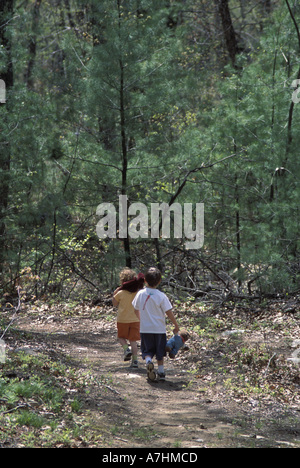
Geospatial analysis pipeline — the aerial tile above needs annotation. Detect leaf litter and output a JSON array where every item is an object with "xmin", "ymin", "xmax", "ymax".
[{"xmin": 0, "ymin": 296, "xmax": 299, "ymax": 448}]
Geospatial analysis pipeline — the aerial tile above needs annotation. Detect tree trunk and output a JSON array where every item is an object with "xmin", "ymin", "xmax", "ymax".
[
  {"xmin": 118, "ymin": 0, "xmax": 131, "ymax": 268},
  {"xmin": 263, "ymin": 0, "xmax": 272, "ymax": 14},
  {"xmin": 215, "ymin": 0, "xmax": 239, "ymax": 68},
  {"xmin": 284, "ymin": 0, "xmax": 300, "ymax": 165},
  {"xmin": 24, "ymin": 0, "xmax": 42, "ymax": 89},
  {"xmin": 235, "ymin": 175, "xmax": 242, "ymax": 288},
  {"xmin": 0, "ymin": 0, "xmax": 14, "ymax": 276}
]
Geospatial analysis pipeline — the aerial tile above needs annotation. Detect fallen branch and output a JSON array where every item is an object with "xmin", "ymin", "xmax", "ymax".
[
  {"xmin": 102, "ymin": 384, "xmax": 121, "ymax": 396},
  {"xmin": 167, "ymin": 280, "xmax": 222, "ymax": 301},
  {"xmin": 264, "ymin": 353, "xmax": 277, "ymax": 376},
  {"xmin": 1, "ymin": 286, "xmax": 22, "ymax": 340},
  {"xmin": 56, "ymin": 247, "xmax": 102, "ymax": 293},
  {"xmin": 0, "ymin": 404, "xmax": 28, "ymax": 415}
]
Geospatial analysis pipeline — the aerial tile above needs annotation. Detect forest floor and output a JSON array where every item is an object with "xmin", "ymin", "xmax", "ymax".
[{"xmin": 0, "ymin": 297, "xmax": 300, "ymax": 448}]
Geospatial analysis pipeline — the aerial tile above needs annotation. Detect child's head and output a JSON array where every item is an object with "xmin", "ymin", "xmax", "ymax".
[
  {"xmin": 119, "ymin": 268, "xmax": 136, "ymax": 285},
  {"xmin": 145, "ymin": 267, "xmax": 161, "ymax": 288}
]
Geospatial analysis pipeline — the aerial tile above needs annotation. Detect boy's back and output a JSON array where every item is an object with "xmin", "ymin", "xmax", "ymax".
[
  {"xmin": 133, "ymin": 287, "xmax": 172, "ymax": 334},
  {"xmin": 132, "ymin": 267, "xmax": 179, "ymax": 382}
]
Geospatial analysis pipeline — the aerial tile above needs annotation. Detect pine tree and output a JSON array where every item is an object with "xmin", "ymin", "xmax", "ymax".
[
  {"xmin": 77, "ymin": 0, "xmax": 200, "ymax": 268},
  {"xmin": 200, "ymin": 2, "xmax": 300, "ymax": 294}
]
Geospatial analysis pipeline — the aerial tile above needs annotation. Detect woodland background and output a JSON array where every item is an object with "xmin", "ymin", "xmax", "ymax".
[{"xmin": 1, "ymin": 0, "xmax": 300, "ymax": 303}]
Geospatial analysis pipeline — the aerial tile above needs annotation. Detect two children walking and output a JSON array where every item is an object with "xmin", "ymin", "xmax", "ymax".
[{"xmin": 113, "ymin": 266, "xmax": 187, "ymax": 382}]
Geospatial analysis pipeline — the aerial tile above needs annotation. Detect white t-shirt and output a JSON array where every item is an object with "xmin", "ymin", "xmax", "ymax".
[{"xmin": 132, "ymin": 288, "xmax": 172, "ymax": 334}]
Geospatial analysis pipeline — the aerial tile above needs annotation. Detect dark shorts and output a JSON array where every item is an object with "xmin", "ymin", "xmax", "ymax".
[{"xmin": 140, "ymin": 333, "xmax": 167, "ymax": 361}]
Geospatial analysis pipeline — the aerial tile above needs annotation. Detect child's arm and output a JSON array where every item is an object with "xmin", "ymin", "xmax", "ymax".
[
  {"xmin": 166, "ymin": 309, "xmax": 179, "ymax": 334},
  {"xmin": 134, "ymin": 308, "xmax": 140, "ymax": 321},
  {"xmin": 112, "ymin": 296, "xmax": 118, "ymax": 307},
  {"xmin": 112, "ymin": 287, "xmax": 121, "ymax": 307}
]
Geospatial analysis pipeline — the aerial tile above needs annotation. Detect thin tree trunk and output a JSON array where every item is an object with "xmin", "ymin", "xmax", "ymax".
[
  {"xmin": 235, "ymin": 175, "xmax": 242, "ymax": 288},
  {"xmin": 285, "ymin": 0, "xmax": 300, "ymax": 165},
  {"xmin": 118, "ymin": 0, "xmax": 131, "ymax": 268},
  {"xmin": 0, "ymin": 0, "xmax": 14, "ymax": 276},
  {"xmin": 24, "ymin": 0, "xmax": 42, "ymax": 89}
]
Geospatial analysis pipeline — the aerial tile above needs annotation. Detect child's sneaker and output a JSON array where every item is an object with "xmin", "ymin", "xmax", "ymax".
[
  {"xmin": 157, "ymin": 372, "xmax": 166, "ymax": 382},
  {"xmin": 123, "ymin": 347, "xmax": 132, "ymax": 361},
  {"xmin": 130, "ymin": 360, "xmax": 139, "ymax": 368},
  {"xmin": 146, "ymin": 362, "xmax": 156, "ymax": 381}
]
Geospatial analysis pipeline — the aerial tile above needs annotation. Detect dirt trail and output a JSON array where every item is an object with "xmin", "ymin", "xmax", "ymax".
[
  {"xmin": 16, "ymin": 313, "xmax": 240, "ymax": 448},
  {"xmin": 15, "ymin": 306, "xmax": 300, "ymax": 449}
]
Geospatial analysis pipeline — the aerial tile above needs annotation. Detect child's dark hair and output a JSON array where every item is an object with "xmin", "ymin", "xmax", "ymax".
[{"xmin": 145, "ymin": 267, "xmax": 161, "ymax": 287}]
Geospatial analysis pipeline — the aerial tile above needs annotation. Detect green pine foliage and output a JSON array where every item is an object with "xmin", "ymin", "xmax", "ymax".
[{"xmin": 0, "ymin": 0, "xmax": 299, "ymax": 299}]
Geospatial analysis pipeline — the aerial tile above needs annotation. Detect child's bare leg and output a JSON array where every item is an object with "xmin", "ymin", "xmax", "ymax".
[
  {"xmin": 119, "ymin": 338, "xmax": 132, "ymax": 361},
  {"xmin": 130, "ymin": 341, "xmax": 138, "ymax": 357},
  {"xmin": 119, "ymin": 337, "xmax": 128, "ymax": 348}
]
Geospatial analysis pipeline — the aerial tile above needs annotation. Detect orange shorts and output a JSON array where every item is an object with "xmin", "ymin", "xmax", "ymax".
[{"xmin": 117, "ymin": 322, "xmax": 140, "ymax": 342}]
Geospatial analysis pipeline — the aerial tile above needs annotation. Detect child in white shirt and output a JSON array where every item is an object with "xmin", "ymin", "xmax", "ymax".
[{"xmin": 132, "ymin": 267, "xmax": 179, "ymax": 381}]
